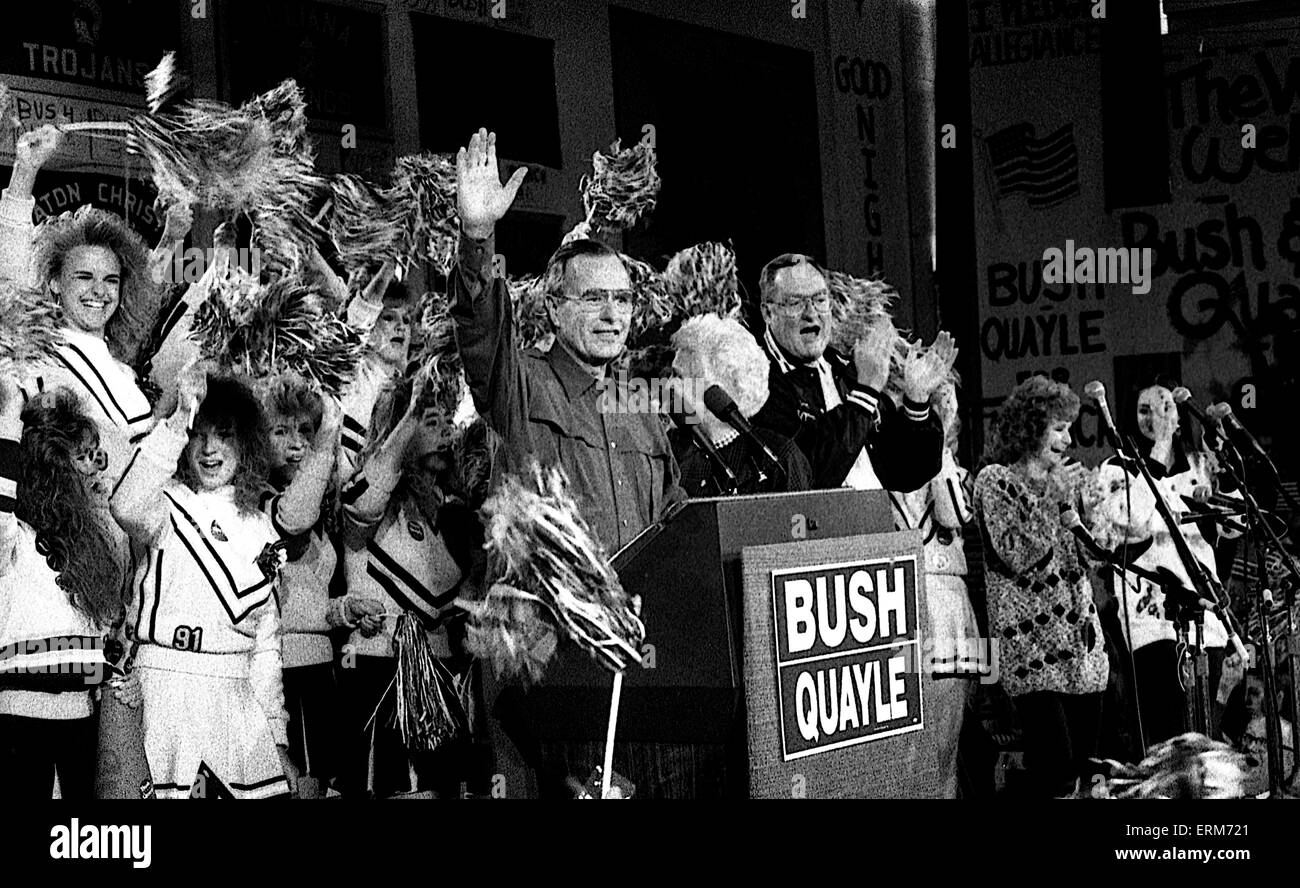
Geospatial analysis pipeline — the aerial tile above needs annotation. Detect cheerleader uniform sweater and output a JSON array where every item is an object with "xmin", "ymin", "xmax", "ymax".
[
  {"xmin": 973, "ymin": 463, "xmax": 1109, "ymax": 697},
  {"xmin": 0, "ymin": 418, "xmax": 108, "ymax": 720},
  {"xmin": 339, "ymin": 468, "xmax": 479, "ymax": 659},
  {"xmin": 111, "ymin": 419, "xmax": 288, "ymax": 746}
]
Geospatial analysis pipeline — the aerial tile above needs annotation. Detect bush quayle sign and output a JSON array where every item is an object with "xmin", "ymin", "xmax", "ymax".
[{"xmin": 772, "ymin": 555, "xmax": 922, "ymax": 760}]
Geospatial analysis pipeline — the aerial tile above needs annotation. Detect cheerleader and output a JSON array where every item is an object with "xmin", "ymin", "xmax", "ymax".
[
  {"xmin": 0, "ymin": 126, "xmax": 178, "ymax": 488},
  {"xmin": 336, "ymin": 376, "xmax": 485, "ymax": 798},
  {"xmin": 888, "ymin": 380, "xmax": 980, "ymax": 797},
  {"xmin": 973, "ymin": 376, "xmax": 1109, "ymax": 797},
  {"xmin": 262, "ymin": 373, "xmax": 382, "ymax": 796},
  {"xmin": 110, "ymin": 365, "xmax": 295, "ymax": 799},
  {"xmin": 336, "ymin": 262, "xmax": 411, "ymax": 481},
  {"xmin": 0, "ymin": 376, "xmax": 126, "ymax": 799}
]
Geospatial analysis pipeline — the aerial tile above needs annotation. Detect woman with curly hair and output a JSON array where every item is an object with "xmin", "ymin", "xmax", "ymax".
[
  {"xmin": 336, "ymin": 372, "xmax": 487, "ymax": 797},
  {"xmin": 0, "ymin": 376, "xmax": 127, "ymax": 799},
  {"xmin": 973, "ymin": 375, "xmax": 1109, "ymax": 796},
  {"xmin": 261, "ymin": 372, "xmax": 374, "ymax": 796},
  {"xmin": 110, "ymin": 365, "xmax": 297, "ymax": 798},
  {"xmin": 0, "ymin": 126, "xmax": 173, "ymax": 491}
]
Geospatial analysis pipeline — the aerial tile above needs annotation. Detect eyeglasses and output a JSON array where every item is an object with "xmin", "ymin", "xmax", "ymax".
[
  {"xmin": 74, "ymin": 446, "xmax": 108, "ymax": 475},
  {"xmin": 767, "ymin": 293, "xmax": 832, "ymax": 316},
  {"xmin": 563, "ymin": 288, "xmax": 636, "ymax": 312}
]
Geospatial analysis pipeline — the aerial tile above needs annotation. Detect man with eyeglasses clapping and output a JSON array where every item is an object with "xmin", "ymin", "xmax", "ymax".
[{"xmin": 751, "ymin": 253, "xmax": 948, "ymax": 492}]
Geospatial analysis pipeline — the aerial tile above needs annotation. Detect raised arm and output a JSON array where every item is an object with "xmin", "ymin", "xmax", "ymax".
[
  {"xmin": 270, "ymin": 396, "xmax": 342, "ymax": 538},
  {"xmin": 110, "ymin": 363, "xmax": 204, "ymax": 546},
  {"xmin": 448, "ymin": 128, "xmax": 530, "ymax": 443},
  {"xmin": 339, "ymin": 386, "xmax": 440, "ymax": 528},
  {"xmin": 0, "ymin": 125, "xmax": 63, "ymax": 285}
]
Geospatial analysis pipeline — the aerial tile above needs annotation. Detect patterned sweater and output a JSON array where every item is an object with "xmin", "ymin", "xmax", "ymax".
[{"xmin": 972, "ymin": 463, "xmax": 1108, "ymax": 697}]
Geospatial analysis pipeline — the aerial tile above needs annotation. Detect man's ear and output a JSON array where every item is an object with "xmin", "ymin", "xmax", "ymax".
[
  {"xmin": 758, "ymin": 301, "xmax": 772, "ymax": 327},
  {"xmin": 546, "ymin": 298, "xmax": 560, "ymax": 328},
  {"xmin": 49, "ymin": 278, "xmax": 61, "ymax": 296}
]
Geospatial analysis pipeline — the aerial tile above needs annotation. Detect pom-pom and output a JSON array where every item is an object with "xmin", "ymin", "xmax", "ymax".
[
  {"xmin": 661, "ymin": 241, "xmax": 741, "ymax": 321},
  {"xmin": 391, "ymin": 152, "xmax": 459, "ymax": 274},
  {"xmin": 190, "ymin": 271, "xmax": 365, "ymax": 395},
  {"xmin": 464, "ymin": 583, "xmax": 558, "ymax": 684},
  {"xmin": 465, "ymin": 463, "xmax": 644, "ymax": 680},
  {"xmin": 128, "ymin": 65, "xmax": 324, "ymax": 266},
  {"xmin": 1082, "ymin": 733, "xmax": 1247, "ymax": 799},
  {"xmin": 327, "ymin": 152, "xmax": 459, "ymax": 280},
  {"xmin": 827, "ymin": 269, "xmax": 896, "ymax": 354},
  {"xmin": 507, "ymin": 274, "xmax": 551, "ymax": 352},
  {"xmin": 144, "ymin": 51, "xmax": 187, "ymax": 114},
  {"xmin": 392, "ymin": 612, "xmax": 470, "ymax": 752},
  {"xmin": 579, "ymin": 138, "xmax": 660, "ymax": 234},
  {"xmin": 0, "ymin": 280, "xmax": 63, "ymax": 371}
]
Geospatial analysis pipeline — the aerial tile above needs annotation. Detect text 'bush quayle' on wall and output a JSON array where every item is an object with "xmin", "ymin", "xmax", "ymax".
[{"xmin": 771, "ymin": 557, "xmax": 923, "ymax": 761}]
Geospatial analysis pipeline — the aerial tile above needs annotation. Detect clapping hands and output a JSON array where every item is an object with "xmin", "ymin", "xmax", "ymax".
[{"xmin": 902, "ymin": 331, "xmax": 958, "ymax": 404}]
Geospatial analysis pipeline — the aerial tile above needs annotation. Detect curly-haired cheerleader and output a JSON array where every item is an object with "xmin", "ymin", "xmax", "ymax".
[
  {"xmin": 262, "ymin": 372, "xmax": 378, "ymax": 796},
  {"xmin": 0, "ymin": 376, "xmax": 126, "ymax": 799},
  {"xmin": 110, "ymin": 365, "xmax": 296, "ymax": 798},
  {"xmin": 0, "ymin": 127, "xmax": 164, "ymax": 487},
  {"xmin": 337, "ymin": 376, "xmax": 486, "ymax": 797}
]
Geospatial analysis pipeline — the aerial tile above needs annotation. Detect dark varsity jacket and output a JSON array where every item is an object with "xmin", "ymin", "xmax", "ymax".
[{"xmin": 750, "ymin": 327, "xmax": 944, "ymax": 492}]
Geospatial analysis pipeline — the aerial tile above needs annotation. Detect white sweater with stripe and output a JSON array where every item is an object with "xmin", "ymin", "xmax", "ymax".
[
  {"xmin": 339, "ymin": 467, "xmax": 465, "ymax": 659},
  {"xmin": 0, "ymin": 417, "xmax": 108, "ymax": 720},
  {"xmin": 111, "ymin": 419, "xmax": 289, "ymax": 746}
]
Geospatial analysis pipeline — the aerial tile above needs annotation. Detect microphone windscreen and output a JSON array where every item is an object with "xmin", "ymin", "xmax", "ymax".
[
  {"xmin": 1191, "ymin": 485, "xmax": 1211, "ymax": 503},
  {"xmin": 1171, "ymin": 386, "xmax": 1192, "ymax": 404},
  {"xmin": 1206, "ymin": 402, "xmax": 1233, "ymax": 422},
  {"xmin": 1083, "ymin": 380, "xmax": 1106, "ymax": 401},
  {"xmin": 1060, "ymin": 508, "xmax": 1081, "ymax": 528},
  {"xmin": 702, "ymin": 385, "xmax": 738, "ymax": 417}
]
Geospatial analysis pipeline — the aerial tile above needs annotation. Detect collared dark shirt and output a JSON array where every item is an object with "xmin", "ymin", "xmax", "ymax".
[{"xmin": 450, "ymin": 234, "xmax": 686, "ymax": 552}]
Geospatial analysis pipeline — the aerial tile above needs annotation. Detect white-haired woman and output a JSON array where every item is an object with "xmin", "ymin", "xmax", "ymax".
[{"xmin": 668, "ymin": 314, "xmax": 810, "ymax": 496}]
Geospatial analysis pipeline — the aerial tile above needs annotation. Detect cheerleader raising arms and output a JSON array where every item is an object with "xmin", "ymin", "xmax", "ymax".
[
  {"xmin": 335, "ymin": 375, "xmax": 483, "ymax": 798},
  {"xmin": 3, "ymin": 126, "xmax": 164, "ymax": 494},
  {"xmin": 110, "ymin": 363, "xmax": 297, "ymax": 798},
  {"xmin": 0, "ymin": 373, "xmax": 127, "ymax": 799}
]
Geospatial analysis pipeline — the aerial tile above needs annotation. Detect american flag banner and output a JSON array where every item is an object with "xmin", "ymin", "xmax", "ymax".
[{"xmin": 984, "ymin": 122, "xmax": 1081, "ymax": 209}]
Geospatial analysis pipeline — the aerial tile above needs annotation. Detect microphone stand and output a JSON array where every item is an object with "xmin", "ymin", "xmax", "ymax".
[
  {"xmin": 1121, "ymin": 434, "xmax": 1248, "ymax": 736},
  {"xmin": 1210, "ymin": 436, "xmax": 1298, "ymax": 796}
]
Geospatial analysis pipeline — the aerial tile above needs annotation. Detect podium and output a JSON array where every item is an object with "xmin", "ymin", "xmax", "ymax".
[{"xmin": 509, "ymin": 489, "xmax": 919, "ymax": 796}]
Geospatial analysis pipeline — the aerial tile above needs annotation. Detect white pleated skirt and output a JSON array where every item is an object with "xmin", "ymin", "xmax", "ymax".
[{"xmin": 137, "ymin": 648, "xmax": 288, "ymax": 800}]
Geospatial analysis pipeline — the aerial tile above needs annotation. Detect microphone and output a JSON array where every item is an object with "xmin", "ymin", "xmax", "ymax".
[
  {"xmin": 1208, "ymin": 403, "xmax": 1270, "ymax": 463},
  {"xmin": 1060, "ymin": 509, "xmax": 1112, "ymax": 562},
  {"xmin": 702, "ymin": 385, "xmax": 784, "ymax": 474},
  {"xmin": 1084, "ymin": 381, "xmax": 1128, "ymax": 457},
  {"xmin": 670, "ymin": 409, "xmax": 739, "ymax": 493},
  {"xmin": 1171, "ymin": 386, "xmax": 1216, "ymax": 430},
  {"xmin": 1184, "ymin": 487, "xmax": 1251, "ymax": 513}
]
